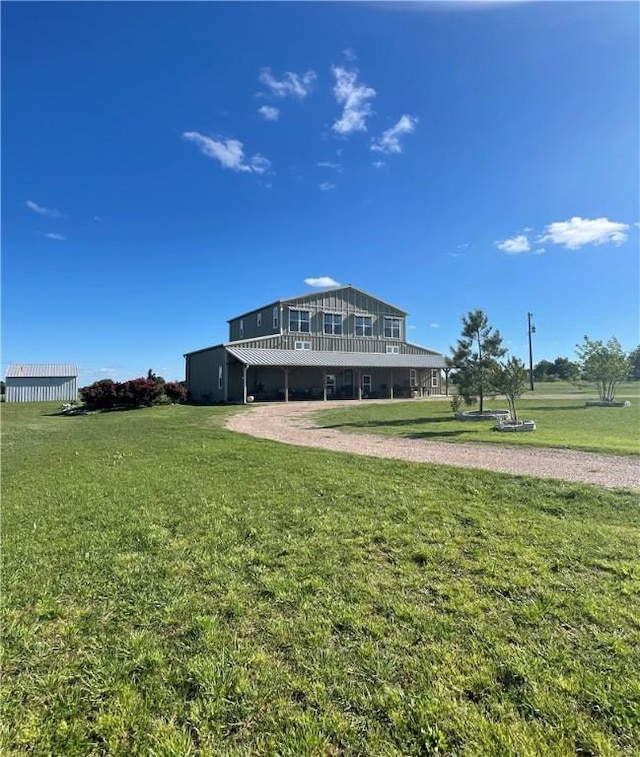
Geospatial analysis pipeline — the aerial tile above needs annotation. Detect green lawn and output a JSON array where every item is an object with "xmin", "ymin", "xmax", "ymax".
[
  {"xmin": 519, "ymin": 381, "xmax": 640, "ymax": 397},
  {"xmin": 316, "ymin": 398, "xmax": 640, "ymax": 455},
  {"xmin": 2, "ymin": 402, "xmax": 639, "ymax": 756}
]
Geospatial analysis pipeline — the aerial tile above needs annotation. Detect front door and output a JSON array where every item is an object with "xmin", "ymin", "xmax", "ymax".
[
  {"xmin": 362, "ymin": 374, "xmax": 372, "ymax": 398},
  {"xmin": 343, "ymin": 369, "xmax": 353, "ymax": 398}
]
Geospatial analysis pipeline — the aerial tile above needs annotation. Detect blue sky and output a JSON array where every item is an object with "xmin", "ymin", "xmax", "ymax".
[{"xmin": 2, "ymin": 0, "xmax": 638, "ymax": 385}]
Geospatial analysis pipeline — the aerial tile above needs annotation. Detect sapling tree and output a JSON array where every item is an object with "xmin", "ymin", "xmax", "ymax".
[
  {"xmin": 576, "ymin": 336, "xmax": 629, "ymax": 402},
  {"xmin": 492, "ymin": 356, "xmax": 528, "ymax": 422},
  {"xmin": 450, "ymin": 309, "xmax": 506, "ymax": 413}
]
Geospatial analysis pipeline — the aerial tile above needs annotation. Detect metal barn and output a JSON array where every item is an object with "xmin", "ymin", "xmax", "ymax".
[{"xmin": 5, "ymin": 364, "xmax": 78, "ymax": 403}]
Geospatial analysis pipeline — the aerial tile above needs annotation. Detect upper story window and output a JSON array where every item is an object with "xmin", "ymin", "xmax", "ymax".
[
  {"xmin": 257, "ymin": 312, "xmax": 262, "ymax": 327},
  {"xmin": 386, "ymin": 345, "xmax": 400, "ymax": 354},
  {"xmin": 384, "ymin": 317, "xmax": 401, "ymax": 339},
  {"xmin": 273, "ymin": 306, "xmax": 279, "ymax": 329},
  {"xmin": 323, "ymin": 313, "xmax": 343, "ymax": 336},
  {"xmin": 239, "ymin": 318, "xmax": 244, "ymax": 338},
  {"xmin": 289, "ymin": 309, "xmax": 310, "ymax": 333},
  {"xmin": 355, "ymin": 315, "xmax": 372, "ymax": 337},
  {"xmin": 294, "ymin": 341, "xmax": 311, "ymax": 350}
]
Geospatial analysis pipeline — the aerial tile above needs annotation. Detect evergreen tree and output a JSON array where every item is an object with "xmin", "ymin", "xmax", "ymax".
[{"xmin": 450, "ymin": 309, "xmax": 506, "ymax": 413}]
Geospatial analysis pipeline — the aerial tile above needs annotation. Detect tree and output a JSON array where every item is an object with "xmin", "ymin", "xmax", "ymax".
[
  {"xmin": 550, "ymin": 357, "xmax": 579, "ymax": 381},
  {"xmin": 576, "ymin": 336, "xmax": 629, "ymax": 402},
  {"xmin": 450, "ymin": 309, "xmax": 506, "ymax": 413},
  {"xmin": 492, "ymin": 356, "xmax": 528, "ymax": 422},
  {"xmin": 533, "ymin": 359, "xmax": 554, "ymax": 382},
  {"xmin": 628, "ymin": 345, "xmax": 640, "ymax": 381}
]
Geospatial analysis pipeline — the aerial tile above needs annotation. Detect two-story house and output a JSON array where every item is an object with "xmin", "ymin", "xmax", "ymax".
[{"xmin": 185, "ymin": 285, "xmax": 447, "ymax": 403}]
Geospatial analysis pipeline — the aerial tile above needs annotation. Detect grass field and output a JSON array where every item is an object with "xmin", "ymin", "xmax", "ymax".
[
  {"xmin": 316, "ymin": 398, "xmax": 640, "ymax": 456},
  {"xmin": 2, "ymin": 402, "xmax": 640, "ymax": 756},
  {"xmin": 522, "ymin": 381, "xmax": 640, "ymax": 397}
]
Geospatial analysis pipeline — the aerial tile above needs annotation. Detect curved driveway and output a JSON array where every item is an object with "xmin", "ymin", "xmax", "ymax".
[{"xmin": 226, "ymin": 400, "xmax": 640, "ymax": 491}]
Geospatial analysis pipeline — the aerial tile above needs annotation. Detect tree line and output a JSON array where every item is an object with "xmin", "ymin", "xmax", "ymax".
[{"xmin": 449, "ymin": 310, "xmax": 637, "ymax": 408}]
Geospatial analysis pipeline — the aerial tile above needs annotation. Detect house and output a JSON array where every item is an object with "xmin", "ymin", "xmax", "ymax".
[
  {"xmin": 5, "ymin": 364, "xmax": 78, "ymax": 403},
  {"xmin": 184, "ymin": 286, "xmax": 447, "ymax": 404}
]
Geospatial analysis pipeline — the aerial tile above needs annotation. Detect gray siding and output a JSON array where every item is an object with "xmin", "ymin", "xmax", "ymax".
[
  {"xmin": 228, "ymin": 305, "xmax": 281, "ymax": 341},
  {"xmin": 231, "ymin": 334, "xmax": 438, "ymax": 355},
  {"xmin": 6, "ymin": 377, "xmax": 78, "ymax": 403},
  {"xmin": 186, "ymin": 346, "xmax": 227, "ymax": 403},
  {"xmin": 283, "ymin": 290, "xmax": 406, "ymax": 342}
]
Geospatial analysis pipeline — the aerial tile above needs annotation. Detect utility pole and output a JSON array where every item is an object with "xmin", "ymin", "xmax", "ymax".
[{"xmin": 527, "ymin": 312, "xmax": 536, "ymax": 391}]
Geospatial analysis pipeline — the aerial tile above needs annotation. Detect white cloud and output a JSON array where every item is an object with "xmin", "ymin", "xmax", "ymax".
[
  {"xmin": 446, "ymin": 252, "xmax": 463, "ymax": 258},
  {"xmin": 258, "ymin": 105, "xmax": 280, "ymax": 121},
  {"xmin": 532, "ymin": 248, "xmax": 545, "ymax": 255},
  {"xmin": 258, "ymin": 68, "xmax": 316, "ymax": 98},
  {"xmin": 372, "ymin": 161, "xmax": 386, "ymax": 168},
  {"xmin": 183, "ymin": 132, "xmax": 271, "ymax": 175},
  {"xmin": 304, "ymin": 276, "xmax": 340, "ymax": 288},
  {"xmin": 522, "ymin": 226, "xmax": 533, "ymax": 232},
  {"xmin": 319, "ymin": 182, "xmax": 336, "ymax": 192},
  {"xmin": 457, "ymin": 243, "xmax": 469, "ymax": 249},
  {"xmin": 94, "ymin": 216, "xmax": 103, "ymax": 222},
  {"xmin": 331, "ymin": 66, "xmax": 376, "ymax": 135},
  {"xmin": 537, "ymin": 216, "xmax": 629, "ymax": 250},
  {"xmin": 343, "ymin": 48, "xmax": 357, "ymax": 61},
  {"xmin": 371, "ymin": 115, "xmax": 418, "ymax": 154},
  {"xmin": 26, "ymin": 200, "xmax": 62, "ymax": 218},
  {"xmin": 429, "ymin": 322, "xmax": 440, "ymax": 328},
  {"xmin": 44, "ymin": 232, "xmax": 66, "ymax": 241},
  {"xmin": 317, "ymin": 161, "xmax": 342, "ymax": 170},
  {"xmin": 495, "ymin": 234, "xmax": 531, "ymax": 254}
]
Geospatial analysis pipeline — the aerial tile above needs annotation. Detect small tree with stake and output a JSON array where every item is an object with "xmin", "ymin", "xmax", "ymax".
[
  {"xmin": 492, "ymin": 356, "xmax": 529, "ymax": 423},
  {"xmin": 450, "ymin": 309, "xmax": 506, "ymax": 413},
  {"xmin": 576, "ymin": 336, "xmax": 629, "ymax": 403}
]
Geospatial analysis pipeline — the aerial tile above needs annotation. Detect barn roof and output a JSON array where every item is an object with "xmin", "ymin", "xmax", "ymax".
[
  {"xmin": 6, "ymin": 364, "xmax": 78, "ymax": 378},
  {"xmin": 225, "ymin": 348, "xmax": 447, "ymax": 369}
]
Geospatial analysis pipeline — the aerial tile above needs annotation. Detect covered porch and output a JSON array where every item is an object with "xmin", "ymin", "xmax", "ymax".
[{"xmin": 224, "ymin": 347, "xmax": 447, "ymax": 404}]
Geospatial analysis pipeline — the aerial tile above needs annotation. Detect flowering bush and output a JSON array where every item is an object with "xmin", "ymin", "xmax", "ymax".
[{"xmin": 164, "ymin": 381, "xmax": 187, "ymax": 404}]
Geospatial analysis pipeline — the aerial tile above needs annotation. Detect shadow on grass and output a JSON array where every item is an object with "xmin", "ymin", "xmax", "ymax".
[
  {"xmin": 320, "ymin": 416, "xmax": 450, "ymax": 430},
  {"xmin": 45, "ymin": 406, "xmax": 147, "ymax": 417},
  {"xmin": 525, "ymin": 405, "xmax": 585, "ymax": 412},
  {"xmin": 404, "ymin": 430, "xmax": 474, "ymax": 440}
]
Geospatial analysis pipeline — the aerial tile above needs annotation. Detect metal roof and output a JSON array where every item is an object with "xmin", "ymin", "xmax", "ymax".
[
  {"xmin": 226, "ymin": 348, "xmax": 447, "ymax": 369},
  {"xmin": 6, "ymin": 363, "xmax": 78, "ymax": 378}
]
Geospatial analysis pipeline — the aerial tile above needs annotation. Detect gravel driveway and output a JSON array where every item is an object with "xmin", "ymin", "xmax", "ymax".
[{"xmin": 226, "ymin": 400, "xmax": 640, "ymax": 491}]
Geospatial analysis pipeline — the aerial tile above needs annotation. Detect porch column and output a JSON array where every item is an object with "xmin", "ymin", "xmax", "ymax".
[
  {"xmin": 323, "ymin": 371, "xmax": 328, "ymax": 401},
  {"xmin": 389, "ymin": 370, "xmax": 394, "ymax": 399},
  {"xmin": 444, "ymin": 367, "xmax": 450, "ymax": 396},
  {"xmin": 242, "ymin": 364, "xmax": 248, "ymax": 405},
  {"xmin": 357, "ymin": 370, "xmax": 362, "ymax": 400},
  {"xmin": 284, "ymin": 368, "xmax": 289, "ymax": 403}
]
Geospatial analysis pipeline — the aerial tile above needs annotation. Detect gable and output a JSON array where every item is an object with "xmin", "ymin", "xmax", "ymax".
[{"xmin": 282, "ymin": 286, "xmax": 407, "ymax": 316}]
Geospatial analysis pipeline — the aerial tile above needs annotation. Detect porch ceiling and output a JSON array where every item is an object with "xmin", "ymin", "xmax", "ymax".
[{"xmin": 226, "ymin": 347, "xmax": 447, "ymax": 369}]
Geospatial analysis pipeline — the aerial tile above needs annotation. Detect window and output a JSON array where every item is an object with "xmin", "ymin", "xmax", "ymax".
[
  {"xmin": 257, "ymin": 312, "xmax": 262, "ymax": 327},
  {"xmin": 294, "ymin": 341, "xmax": 311, "ymax": 350},
  {"xmin": 273, "ymin": 306, "xmax": 279, "ymax": 329},
  {"xmin": 410, "ymin": 369, "xmax": 418, "ymax": 388},
  {"xmin": 239, "ymin": 318, "xmax": 244, "ymax": 338},
  {"xmin": 362, "ymin": 375, "xmax": 372, "ymax": 396},
  {"xmin": 431, "ymin": 369, "xmax": 440, "ymax": 388},
  {"xmin": 386, "ymin": 345, "xmax": 400, "ymax": 354},
  {"xmin": 323, "ymin": 313, "xmax": 343, "ymax": 335},
  {"xmin": 218, "ymin": 366, "xmax": 223, "ymax": 390},
  {"xmin": 384, "ymin": 317, "xmax": 401, "ymax": 339},
  {"xmin": 289, "ymin": 309, "xmax": 310, "ymax": 333},
  {"xmin": 355, "ymin": 315, "xmax": 372, "ymax": 337}
]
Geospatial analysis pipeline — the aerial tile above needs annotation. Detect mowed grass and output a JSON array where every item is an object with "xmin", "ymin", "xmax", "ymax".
[
  {"xmin": 317, "ymin": 398, "xmax": 640, "ymax": 455},
  {"xmin": 2, "ymin": 402, "xmax": 640, "ymax": 756}
]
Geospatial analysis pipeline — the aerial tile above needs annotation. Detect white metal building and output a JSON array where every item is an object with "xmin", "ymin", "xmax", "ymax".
[{"xmin": 5, "ymin": 364, "xmax": 78, "ymax": 403}]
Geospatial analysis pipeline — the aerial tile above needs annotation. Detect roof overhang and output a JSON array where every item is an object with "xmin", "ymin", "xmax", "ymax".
[{"xmin": 226, "ymin": 347, "xmax": 447, "ymax": 369}]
